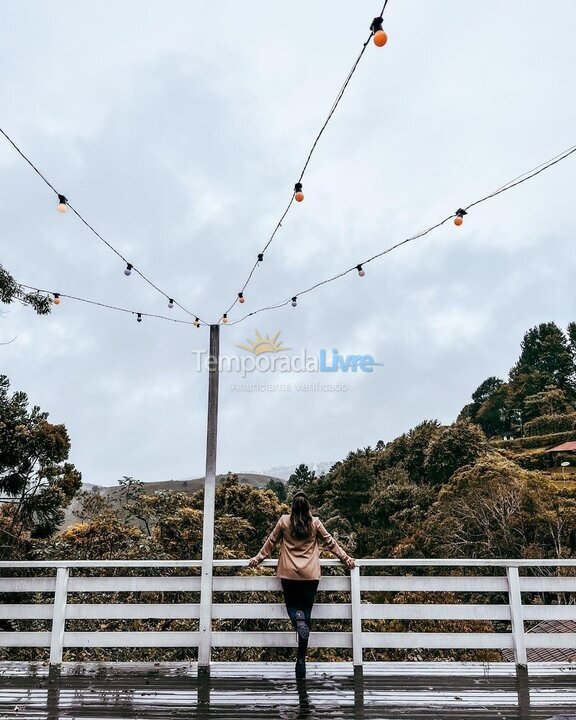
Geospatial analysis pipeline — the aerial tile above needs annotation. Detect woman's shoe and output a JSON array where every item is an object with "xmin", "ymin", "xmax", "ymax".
[
  {"xmin": 294, "ymin": 610, "xmax": 310, "ymax": 641},
  {"xmin": 295, "ymin": 657, "xmax": 306, "ymax": 679}
]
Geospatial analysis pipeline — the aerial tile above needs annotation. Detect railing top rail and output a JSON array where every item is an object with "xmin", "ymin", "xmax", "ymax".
[{"xmin": 0, "ymin": 558, "xmax": 575, "ymax": 569}]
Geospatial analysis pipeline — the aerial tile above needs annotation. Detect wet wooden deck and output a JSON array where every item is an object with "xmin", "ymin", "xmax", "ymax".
[{"xmin": 0, "ymin": 662, "xmax": 575, "ymax": 719}]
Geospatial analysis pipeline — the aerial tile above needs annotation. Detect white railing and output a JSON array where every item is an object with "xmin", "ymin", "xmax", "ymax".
[{"xmin": 1, "ymin": 558, "xmax": 575, "ymax": 674}]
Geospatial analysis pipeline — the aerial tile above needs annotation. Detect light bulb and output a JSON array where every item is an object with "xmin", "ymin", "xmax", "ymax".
[
  {"xmin": 222, "ymin": 314, "xmax": 228, "ymax": 324},
  {"xmin": 294, "ymin": 182, "xmax": 304, "ymax": 202},
  {"xmin": 370, "ymin": 17, "xmax": 387, "ymax": 47},
  {"xmin": 238, "ymin": 292, "xmax": 245, "ymax": 304},
  {"xmin": 53, "ymin": 293, "xmax": 61, "ymax": 305},
  {"xmin": 454, "ymin": 208, "xmax": 467, "ymax": 226},
  {"xmin": 291, "ymin": 297, "xmax": 297, "ymax": 307},
  {"xmin": 137, "ymin": 313, "xmax": 142, "ymax": 323},
  {"xmin": 56, "ymin": 194, "xmax": 68, "ymax": 213},
  {"xmin": 124, "ymin": 263, "xmax": 133, "ymax": 276},
  {"xmin": 357, "ymin": 264, "xmax": 366, "ymax": 277},
  {"xmin": 193, "ymin": 317, "xmax": 200, "ymax": 328},
  {"xmin": 168, "ymin": 298, "xmax": 174, "ymax": 309}
]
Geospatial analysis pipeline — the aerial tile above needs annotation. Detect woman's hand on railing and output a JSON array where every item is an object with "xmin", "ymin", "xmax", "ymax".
[
  {"xmin": 344, "ymin": 556, "xmax": 356, "ymax": 569},
  {"xmin": 248, "ymin": 557, "xmax": 260, "ymax": 568}
]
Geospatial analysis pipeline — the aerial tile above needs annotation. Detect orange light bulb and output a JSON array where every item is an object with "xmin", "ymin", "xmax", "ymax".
[
  {"xmin": 53, "ymin": 294, "xmax": 61, "ymax": 305},
  {"xmin": 373, "ymin": 29, "xmax": 387, "ymax": 47},
  {"xmin": 454, "ymin": 216, "xmax": 463, "ymax": 226}
]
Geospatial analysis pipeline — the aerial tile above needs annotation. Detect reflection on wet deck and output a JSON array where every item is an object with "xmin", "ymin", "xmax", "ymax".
[{"xmin": 0, "ymin": 662, "xmax": 575, "ymax": 719}]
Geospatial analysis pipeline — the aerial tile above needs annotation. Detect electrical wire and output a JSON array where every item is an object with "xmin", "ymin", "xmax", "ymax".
[
  {"xmin": 228, "ymin": 140, "xmax": 576, "ymax": 327},
  {"xmin": 17, "ymin": 284, "xmax": 205, "ymax": 326},
  {"xmin": 220, "ymin": 3, "xmax": 392, "ymax": 320},
  {"xmin": 0, "ymin": 128, "xmax": 206, "ymax": 323}
]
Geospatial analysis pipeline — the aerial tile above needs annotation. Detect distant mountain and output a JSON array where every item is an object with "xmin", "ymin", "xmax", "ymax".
[{"xmin": 241, "ymin": 461, "xmax": 338, "ymax": 481}]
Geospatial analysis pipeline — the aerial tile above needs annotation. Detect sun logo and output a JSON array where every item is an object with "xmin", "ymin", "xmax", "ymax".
[{"xmin": 237, "ymin": 331, "xmax": 290, "ymax": 355}]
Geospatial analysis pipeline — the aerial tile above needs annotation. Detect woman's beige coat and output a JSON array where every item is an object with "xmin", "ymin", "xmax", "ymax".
[{"xmin": 254, "ymin": 514, "xmax": 352, "ymax": 580}]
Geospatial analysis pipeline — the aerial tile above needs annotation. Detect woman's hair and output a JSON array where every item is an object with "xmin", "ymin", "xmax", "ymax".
[{"xmin": 290, "ymin": 491, "xmax": 313, "ymax": 539}]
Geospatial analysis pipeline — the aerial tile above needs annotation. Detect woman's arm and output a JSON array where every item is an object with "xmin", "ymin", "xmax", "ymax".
[
  {"xmin": 316, "ymin": 519, "xmax": 355, "ymax": 568},
  {"xmin": 249, "ymin": 518, "xmax": 283, "ymax": 566}
]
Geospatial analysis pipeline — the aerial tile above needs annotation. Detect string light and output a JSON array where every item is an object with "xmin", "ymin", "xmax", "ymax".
[
  {"xmin": 137, "ymin": 313, "xmax": 142, "ymax": 323},
  {"xmin": 0, "ymin": 128, "xmax": 202, "ymax": 321},
  {"xmin": 291, "ymin": 297, "xmax": 298, "ymax": 307},
  {"xmin": 222, "ymin": 314, "xmax": 228, "ymax": 324},
  {"xmin": 219, "ymin": 3, "xmax": 392, "ymax": 321},
  {"xmin": 56, "ymin": 194, "xmax": 68, "ymax": 213},
  {"xmin": 227, "ymin": 140, "xmax": 576, "ymax": 328},
  {"xmin": 168, "ymin": 298, "xmax": 174, "ymax": 309},
  {"xmin": 124, "ymin": 263, "xmax": 133, "ymax": 276},
  {"xmin": 454, "ymin": 209, "xmax": 467, "ymax": 226},
  {"xmin": 18, "ymin": 284, "xmax": 205, "ymax": 327},
  {"xmin": 357, "ymin": 264, "xmax": 366, "ymax": 277},
  {"xmin": 370, "ymin": 17, "xmax": 387, "ymax": 47},
  {"xmin": 53, "ymin": 293, "xmax": 61, "ymax": 305},
  {"xmin": 238, "ymin": 292, "xmax": 245, "ymax": 304}
]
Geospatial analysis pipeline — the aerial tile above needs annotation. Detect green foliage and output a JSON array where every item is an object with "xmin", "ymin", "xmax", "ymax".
[
  {"xmin": 523, "ymin": 412, "xmax": 576, "ymax": 437},
  {"xmin": 377, "ymin": 420, "xmax": 443, "ymax": 483},
  {"xmin": 0, "ymin": 375, "xmax": 81, "ymax": 556},
  {"xmin": 492, "ymin": 430, "xmax": 576, "ymax": 450},
  {"xmin": 424, "ymin": 421, "xmax": 489, "ymax": 486},
  {"xmin": 0, "ymin": 263, "xmax": 51, "ymax": 315},
  {"xmin": 286, "ymin": 464, "xmax": 316, "ymax": 496},
  {"xmin": 264, "ymin": 478, "xmax": 287, "ymax": 502}
]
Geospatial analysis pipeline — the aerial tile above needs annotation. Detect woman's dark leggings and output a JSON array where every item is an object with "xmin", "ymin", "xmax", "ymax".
[{"xmin": 281, "ymin": 579, "xmax": 319, "ymax": 658}]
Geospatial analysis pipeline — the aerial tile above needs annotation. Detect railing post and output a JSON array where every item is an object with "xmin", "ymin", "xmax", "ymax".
[
  {"xmin": 350, "ymin": 565, "xmax": 363, "ymax": 671},
  {"xmin": 506, "ymin": 566, "xmax": 527, "ymax": 673},
  {"xmin": 49, "ymin": 567, "xmax": 69, "ymax": 667}
]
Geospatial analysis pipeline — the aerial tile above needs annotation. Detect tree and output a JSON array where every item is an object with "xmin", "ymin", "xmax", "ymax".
[
  {"xmin": 0, "ymin": 375, "xmax": 81, "ymax": 557},
  {"xmin": 524, "ymin": 385, "xmax": 572, "ymax": 420},
  {"xmin": 424, "ymin": 421, "xmax": 488, "ymax": 486},
  {"xmin": 377, "ymin": 421, "xmax": 443, "ymax": 483},
  {"xmin": 287, "ymin": 464, "xmax": 316, "ymax": 495},
  {"xmin": 0, "ymin": 263, "xmax": 51, "ymax": 315},
  {"xmin": 509, "ymin": 322, "xmax": 576, "ymax": 399},
  {"xmin": 265, "ymin": 478, "xmax": 287, "ymax": 502},
  {"xmin": 418, "ymin": 453, "xmax": 574, "ymax": 559}
]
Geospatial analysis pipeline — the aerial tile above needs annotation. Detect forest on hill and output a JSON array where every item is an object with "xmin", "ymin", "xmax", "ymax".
[{"xmin": 1, "ymin": 319, "xmax": 576, "ymax": 662}]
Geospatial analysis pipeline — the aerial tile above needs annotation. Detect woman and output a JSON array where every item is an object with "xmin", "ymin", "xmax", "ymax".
[{"xmin": 249, "ymin": 490, "xmax": 355, "ymax": 678}]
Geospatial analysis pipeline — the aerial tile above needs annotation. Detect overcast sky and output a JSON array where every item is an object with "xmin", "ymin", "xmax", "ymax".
[{"xmin": 1, "ymin": 1, "xmax": 575, "ymax": 487}]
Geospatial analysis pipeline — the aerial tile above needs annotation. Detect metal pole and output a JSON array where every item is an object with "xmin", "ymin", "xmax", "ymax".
[{"xmin": 198, "ymin": 324, "xmax": 220, "ymax": 673}]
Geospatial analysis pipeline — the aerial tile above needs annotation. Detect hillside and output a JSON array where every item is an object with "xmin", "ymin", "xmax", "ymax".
[{"xmin": 61, "ymin": 472, "xmax": 282, "ymax": 529}]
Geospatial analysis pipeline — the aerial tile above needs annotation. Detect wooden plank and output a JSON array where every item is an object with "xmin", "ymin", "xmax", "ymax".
[
  {"xmin": 362, "ymin": 632, "xmax": 514, "ymax": 649},
  {"xmin": 506, "ymin": 567, "xmax": 527, "ymax": 666},
  {"xmin": 212, "ymin": 603, "xmax": 351, "ymax": 620},
  {"xmin": 212, "ymin": 631, "xmax": 352, "ymax": 648},
  {"xmin": 0, "ymin": 604, "xmax": 53, "ymax": 619},
  {"xmin": 525, "ymin": 633, "xmax": 576, "ymax": 648},
  {"xmin": 360, "ymin": 576, "xmax": 507, "ymax": 592},
  {"xmin": 0, "ymin": 578, "xmax": 55, "ymax": 592},
  {"xmin": 520, "ymin": 577, "xmax": 576, "ymax": 592},
  {"xmin": 360, "ymin": 603, "xmax": 511, "ymax": 620},
  {"xmin": 0, "ymin": 632, "xmax": 50, "ymax": 647},
  {"xmin": 65, "ymin": 603, "xmax": 201, "ymax": 620},
  {"xmin": 212, "ymin": 576, "xmax": 350, "ymax": 591},
  {"xmin": 523, "ymin": 605, "xmax": 576, "ymax": 620},
  {"xmin": 3, "ymin": 557, "xmax": 576, "ymax": 567},
  {"xmin": 350, "ymin": 566, "xmax": 363, "ymax": 666},
  {"xmin": 49, "ymin": 567, "xmax": 69, "ymax": 665},
  {"xmin": 68, "ymin": 576, "xmax": 201, "ymax": 592},
  {"xmin": 63, "ymin": 631, "xmax": 199, "ymax": 647}
]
